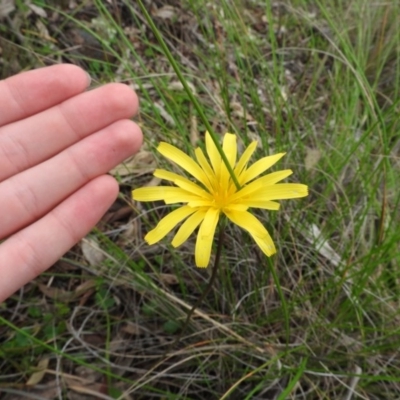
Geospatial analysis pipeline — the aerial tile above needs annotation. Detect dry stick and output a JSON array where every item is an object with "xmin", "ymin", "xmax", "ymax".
[{"xmin": 167, "ymin": 226, "xmax": 225, "ymax": 353}]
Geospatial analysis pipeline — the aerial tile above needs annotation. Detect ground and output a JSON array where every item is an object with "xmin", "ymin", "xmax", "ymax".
[{"xmin": 0, "ymin": 1, "xmax": 399, "ymax": 399}]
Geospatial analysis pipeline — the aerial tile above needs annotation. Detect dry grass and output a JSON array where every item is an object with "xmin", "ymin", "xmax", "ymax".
[{"xmin": 1, "ymin": 0, "xmax": 399, "ymax": 399}]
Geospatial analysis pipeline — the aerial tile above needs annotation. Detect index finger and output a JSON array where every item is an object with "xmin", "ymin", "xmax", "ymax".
[{"xmin": 0, "ymin": 64, "xmax": 90, "ymax": 126}]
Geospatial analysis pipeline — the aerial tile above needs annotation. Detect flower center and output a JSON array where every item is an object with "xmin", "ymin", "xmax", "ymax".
[{"xmin": 212, "ymin": 186, "xmax": 230, "ymax": 209}]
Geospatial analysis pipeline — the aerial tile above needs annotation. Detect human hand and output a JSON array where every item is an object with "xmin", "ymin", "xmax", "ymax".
[{"xmin": 0, "ymin": 64, "xmax": 142, "ymax": 302}]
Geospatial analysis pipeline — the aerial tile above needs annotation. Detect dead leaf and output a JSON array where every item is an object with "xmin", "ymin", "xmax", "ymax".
[
  {"xmin": 306, "ymin": 223, "xmax": 342, "ymax": 267},
  {"xmin": 190, "ymin": 112, "xmax": 199, "ymax": 146},
  {"xmin": 81, "ymin": 237, "xmax": 105, "ymax": 267},
  {"xmin": 26, "ymin": 357, "xmax": 49, "ymax": 386},
  {"xmin": 305, "ymin": 147, "xmax": 321, "ymax": 171},
  {"xmin": 54, "ymin": 259, "xmax": 80, "ymax": 272},
  {"xmin": 38, "ymin": 284, "xmax": 72, "ymax": 301},
  {"xmin": 159, "ymin": 273, "xmax": 179, "ymax": 285},
  {"xmin": 136, "ymin": 176, "xmax": 161, "ymax": 189},
  {"xmin": 102, "ymin": 205, "xmax": 133, "ymax": 224},
  {"xmin": 67, "ymin": 382, "xmax": 107, "ymax": 398},
  {"xmin": 35, "ymin": 19, "xmax": 51, "ymax": 41},
  {"xmin": 73, "ymin": 366, "xmax": 101, "ymax": 384},
  {"xmin": 110, "ymin": 150, "xmax": 156, "ymax": 177},
  {"xmin": 82, "ymin": 334, "xmax": 106, "ymax": 347},
  {"xmin": 0, "ymin": 0, "xmax": 15, "ymax": 19},
  {"xmin": 230, "ymin": 101, "xmax": 255, "ymax": 122},
  {"xmin": 154, "ymin": 101, "xmax": 175, "ymax": 126},
  {"xmin": 121, "ymin": 321, "xmax": 142, "ymax": 335},
  {"xmin": 153, "ymin": 5, "xmax": 177, "ymax": 20},
  {"xmin": 75, "ymin": 279, "xmax": 97, "ymax": 297},
  {"xmin": 29, "ymin": 3, "xmax": 47, "ymax": 18},
  {"xmin": 129, "ymin": 82, "xmax": 154, "ymax": 91},
  {"xmin": 119, "ymin": 218, "xmax": 140, "ymax": 247},
  {"xmin": 168, "ymin": 80, "xmax": 197, "ymax": 94}
]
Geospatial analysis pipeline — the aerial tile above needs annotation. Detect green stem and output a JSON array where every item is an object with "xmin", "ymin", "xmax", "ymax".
[
  {"xmin": 267, "ymin": 256, "xmax": 290, "ymax": 346},
  {"xmin": 136, "ymin": 0, "xmax": 241, "ymax": 191},
  {"xmin": 170, "ymin": 225, "xmax": 225, "ymax": 349}
]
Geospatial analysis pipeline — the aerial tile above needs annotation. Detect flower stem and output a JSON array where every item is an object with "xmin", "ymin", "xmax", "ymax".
[
  {"xmin": 267, "ymin": 256, "xmax": 290, "ymax": 346},
  {"xmin": 171, "ymin": 225, "xmax": 225, "ymax": 349},
  {"xmin": 136, "ymin": 0, "xmax": 241, "ymax": 191}
]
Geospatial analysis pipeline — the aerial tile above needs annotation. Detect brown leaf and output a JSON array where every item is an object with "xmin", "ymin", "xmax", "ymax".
[
  {"xmin": 26, "ymin": 357, "xmax": 49, "ymax": 386},
  {"xmin": 103, "ymin": 205, "xmax": 133, "ymax": 224},
  {"xmin": 153, "ymin": 5, "xmax": 177, "ymax": 20},
  {"xmin": 159, "ymin": 273, "xmax": 180, "ymax": 285},
  {"xmin": 29, "ymin": 4, "xmax": 47, "ymax": 18},
  {"xmin": 38, "ymin": 284, "xmax": 72, "ymax": 302},
  {"xmin": 133, "ymin": 176, "xmax": 161, "ymax": 190},
  {"xmin": 75, "ymin": 280, "xmax": 97, "ymax": 297},
  {"xmin": 190, "ymin": 112, "xmax": 199, "ymax": 146},
  {"xmin": 154, "ymin": 101, "xmax": 175, "ymax": 126},
  {"xmin": 121, "ymin": 321, "xmax": 142, "ymax": 335},
  {"xmin": 110, "ymin": 150, "xmax": 156, "ymax": 177},
  {"xmin": 67, "ymin": 382, "xmax": 108, "ymax": 398},
  {"xmin": 230, "ymin": 101, "xmax": 256, "ymax": 122},
  {"xmin": 0, "ymin": 0, "xmax": 15, "ymax": 19},
  {"xmin": 304, "ymin": 147, "xmax": 321, "ymax": 171},
  {"xmin": 81, "ymin": 237, "xmax": 105, "ymax": 267}
]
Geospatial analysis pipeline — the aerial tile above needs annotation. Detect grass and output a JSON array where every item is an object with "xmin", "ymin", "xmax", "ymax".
[{"xmin": 1, "ymin": 0, "xmax": 400, "ymax": 398}]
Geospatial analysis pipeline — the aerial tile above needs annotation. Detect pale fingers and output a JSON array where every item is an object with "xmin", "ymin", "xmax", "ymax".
[
  {"xmin": 0, "ymin": 64, "xmax": 90, "ymax": 126},
  {"xmin": 0, "ymin": 175, "xmax": 119, "ymax": 302},
  {"xmin": 0, "ymin": 119, "xmax": 142, "ymax": 239},
  {"xmin": 0, "ymin": 83, "xmax": 139, "ymax": 182}
]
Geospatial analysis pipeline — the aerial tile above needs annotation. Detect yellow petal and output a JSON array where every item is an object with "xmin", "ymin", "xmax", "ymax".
[
  {"xmin": 253, "ymin": 235, "xmax": 276, "ymax": 257},
  {"xmin": 164, "ymin": 195, "xmax": 202, "ymax": 204},
  {"xmin": 187, "ymin": 199, "xmax": 213, "ymax": 208},
  {"xmin": 174, "ymin": 177, "xmax": 213, "ymax": 199},
  {"xmin": 195, "ymin": 147, "xmax": 216, "ymax": 191},
  {"xmin": 237, "ymin": 200, "xmax": 280, "ymax": 210},
  {"xmin": 200, "ymin": 207, "xmax": 220, "ymax": 236},
  {"xmin": 255, "ymin": 170, "xmax": 293, "ymax": 186},
  {"xmin": 135, "ymin": 187, "xmax": 204, "ymax": 205},
  {"xmin": 227, "ymin": 180, "xmax": 241, "ymax": 197},
  {"xmin": 220, "ymin": 133, "xmax": 238, "ymax": 187},
  {"xmin": 234, "ymin": 140, "xmax": 257, "ymax": 177},
  {"xmin": 153, "ymin": 169, "xmax": 182, "ymax": 182},
  {"xmin": 195, "ymin": 208, "xmax": 220, "ymax": 267},
  {"xmin": 229, "ymin": 179, "xmax": 264, "ymax": 202},
  {"xmin": 254, "ymin": 183, "xmax": 308, "ymax": 200},
  {"xmin": 145, "ymin": 206, "xmax": 195, "ymax": 244},
  {"xmin": 230, "ymin": 170, "xmax": 294, "ymax": 202},
  {"xmin": 225, "ymin": 210, "xmax": 276, "ymax": 256},
  {"xmin": 222, "ymin": 133, "xmax": 237, "ymax": 169},
  {"xmin": 157, "ymin": 142, "xmax": 210, "ymax": 188},
  {"xmin": 224, "ymin": 203, "xmax": 249, "ymax": 212},
  {"xmin": 153, "ymin": 169, "xmax": 210, "ymax": 199},
  {"xmin": 225, "ymin": 209, "xmax": 268, "ymax": 237},
  {"xmin": 172, "ymin": 209, "xmax": 207, "ymax": 247},
  {"xmin": 205, "ymin": 131, "xmax": 221, "ymax": 176},
  {"xmin": 132, "ymin": 186, "xmax": 189, "ymax": 202},
  {"xmin": 240, "ymin": 153, "xmax": 286, "ymax": 185}
]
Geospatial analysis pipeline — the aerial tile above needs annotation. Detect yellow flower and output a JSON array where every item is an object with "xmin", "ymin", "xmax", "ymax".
[{"xmin": 132, "ymin": 132, "xmax": 308, "ymax": 268}]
